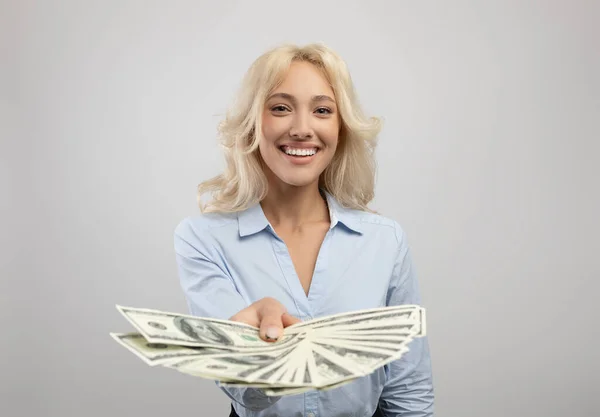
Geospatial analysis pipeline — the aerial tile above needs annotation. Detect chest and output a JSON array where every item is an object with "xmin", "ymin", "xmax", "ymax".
[
  {"xmin": 222, "ymin": 226, "xmax": 397, "ymax": 318},
  {"xmin": 277, "ymin": 225, "xmax": 329, "ymax": 296}
]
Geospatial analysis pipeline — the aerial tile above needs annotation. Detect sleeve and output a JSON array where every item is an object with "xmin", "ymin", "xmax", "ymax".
[
  {"xmin": 378, "ymin": 223, "xmax": 435, "ymax": 417},
  {"xmin": 173, "ymin": 217, "xmax": 282, "ymax": 411}
]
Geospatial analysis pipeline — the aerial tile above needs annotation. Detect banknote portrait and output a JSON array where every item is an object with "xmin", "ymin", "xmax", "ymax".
[{"xmin": 174, "ymin": 316, "xmax": 235, "ymax": 346}]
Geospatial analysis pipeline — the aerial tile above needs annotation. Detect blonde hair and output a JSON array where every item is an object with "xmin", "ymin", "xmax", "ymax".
[{"xmin": 197, "ymin": 42, "xmax": 382, "ymax": 213}]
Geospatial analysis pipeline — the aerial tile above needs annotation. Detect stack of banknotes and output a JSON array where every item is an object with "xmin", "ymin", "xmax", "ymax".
[{"xmin": 111, "ymin": 304, "xmax": 426, "ymax": 396}]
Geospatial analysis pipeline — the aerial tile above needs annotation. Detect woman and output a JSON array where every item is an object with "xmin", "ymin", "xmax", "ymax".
[{"xmin": 174, "ymin": 43, "xmax": 434, "ymax": 417}]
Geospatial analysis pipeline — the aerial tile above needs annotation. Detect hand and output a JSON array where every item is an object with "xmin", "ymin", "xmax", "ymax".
[{"xmin": 229, "ymin": 297, "xmax": 301, "ymax": 342}]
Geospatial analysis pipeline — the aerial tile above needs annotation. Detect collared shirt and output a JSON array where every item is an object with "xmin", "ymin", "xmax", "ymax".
[{"xmin": 173, "ymin": 191, "xmax": 434, "ymax": 417}]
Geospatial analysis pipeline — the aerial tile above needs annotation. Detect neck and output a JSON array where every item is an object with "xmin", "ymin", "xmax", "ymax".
[{"xmin": 260, "ymin": 182, "xmax": 329, "ymax": 231}]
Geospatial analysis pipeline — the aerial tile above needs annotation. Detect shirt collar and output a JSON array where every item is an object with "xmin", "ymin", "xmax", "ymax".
[
  {"xmin": 237, "ymin": 201, "xmax": 271, "ymax": 237},
  {"xmin": 322, "ymin": 189, "xmax": 363, "ymax": 234},
  {"xmin": 237, "ymin": 189, "xmax": 363, "ymax": 237}
]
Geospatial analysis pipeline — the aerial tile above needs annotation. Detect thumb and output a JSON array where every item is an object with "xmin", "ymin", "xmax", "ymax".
[{"xmin": 258, "ymin": 306, "xmax": 285, "ymax": 342}]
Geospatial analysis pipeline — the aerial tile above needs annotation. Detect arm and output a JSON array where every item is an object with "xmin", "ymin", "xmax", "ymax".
[
  {"xmin": 173, "ymin": 218, "xmax": 282, "ymax": 411},
  {"xmin": 378, "ymin": 224, "xmax": 435, "ymax": 416}
]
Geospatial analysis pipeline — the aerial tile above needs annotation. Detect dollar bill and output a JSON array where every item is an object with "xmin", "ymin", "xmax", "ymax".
[
  {"xmin": 311, "ymin": 341, "xmax": 411, "ymax": 375},
  {"xmin": 285, "ymin": 306, "xmax": 423, "ymax": 336},
  {"xmin": 116, "ymin": 305, "xmax": 302, "ymax": 350},
  {"xmin": 112, "ymin": 304, "xmax": 427, "ymax": 396},
  {"xmin": 110, "ymin": 332, "xmax": 224, "ymax": 366},
  {"xmin": 169, "ymin": 346, "xmax": 303, "ymax": 386},
  {"xmin": 308, "ymin": 348, "xmax": 358, "ymax": 388}
]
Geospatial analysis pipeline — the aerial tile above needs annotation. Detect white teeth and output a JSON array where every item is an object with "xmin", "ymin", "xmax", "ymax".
[{"xmin": 283, "ymin": 147, "xmax": 317, "ymax": 156}]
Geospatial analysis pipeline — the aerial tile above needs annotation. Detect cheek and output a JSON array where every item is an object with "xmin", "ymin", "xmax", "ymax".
[
  {"xmin": 261, "ymin": 115, "xmax": 285, "ymax": 142},
  {"xmin": 257, "ymin": 140, "xmax": 272, "ymax": 162},
  {"xmin": 258, "ymin": 124, "xmax": 279, "ymax": 161},
  {"xmin": 323, "ymin": 125, "xmax": 340, "ymax": 149}
]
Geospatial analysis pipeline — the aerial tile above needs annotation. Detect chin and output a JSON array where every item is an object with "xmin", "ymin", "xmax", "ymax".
[{"xmin": 276, "ymin": 172, "xmax": 321, "ymax": 188}]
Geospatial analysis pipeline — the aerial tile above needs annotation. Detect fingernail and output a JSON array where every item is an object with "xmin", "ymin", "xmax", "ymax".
[{"xmin": 265, "ymin": 327, "xmax": 279, "ymax": 341}]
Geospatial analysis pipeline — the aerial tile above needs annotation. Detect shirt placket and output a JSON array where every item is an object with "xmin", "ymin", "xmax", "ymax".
[
  {"xmin": 269, "ymin": 228, "xmax": 333, "ymax": 417},
  {"xmin": 270, "ymin": 234, "xmax": 312, "ymax": 319}
]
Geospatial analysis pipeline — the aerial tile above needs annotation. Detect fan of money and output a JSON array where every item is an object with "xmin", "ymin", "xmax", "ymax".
[{"xmin": 111, "ymin": 304, "xmax": 426, "ymax": 396}]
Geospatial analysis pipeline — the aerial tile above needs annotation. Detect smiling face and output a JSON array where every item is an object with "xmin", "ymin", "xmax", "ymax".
[{"xmin": 258, "ymin": 60, "xmax": 340, "ymax": 189}]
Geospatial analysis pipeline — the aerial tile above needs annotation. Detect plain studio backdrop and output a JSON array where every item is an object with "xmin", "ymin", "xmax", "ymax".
[{"xmin": 2, "ymin": 1, "xmax": 599, "ymax": 416}]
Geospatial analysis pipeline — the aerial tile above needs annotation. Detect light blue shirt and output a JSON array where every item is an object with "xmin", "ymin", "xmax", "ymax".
[{"xmin": 173, "ymin": 190, "xmax": 434, "ymax": 417}]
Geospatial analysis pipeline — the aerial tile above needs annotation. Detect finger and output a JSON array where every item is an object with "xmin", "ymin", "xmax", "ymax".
[
  {"xmin": 229, "ymin": 308, "xmax": 259, "ymax": 328},
  {"xmin": 281, "ymin": 312, "xmax": 302, "ymax": 327},
  {"xmin": 257, "ymin": 304, "xmax": 286, "ymax": 342}
]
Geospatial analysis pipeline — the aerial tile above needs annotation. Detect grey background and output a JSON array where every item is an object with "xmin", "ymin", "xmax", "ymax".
[{"xmin": 2, "ymin": 1, "xmax": 599, "ymax": 416}]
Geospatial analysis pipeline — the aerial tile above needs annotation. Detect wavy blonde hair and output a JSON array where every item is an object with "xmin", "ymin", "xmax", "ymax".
[{"xmin": 197, "ymin": 42, "xmax": 382, "ymax": 213}]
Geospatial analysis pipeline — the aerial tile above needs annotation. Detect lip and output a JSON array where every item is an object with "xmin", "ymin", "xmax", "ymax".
[
  {"xmin": 279, "ymin": 143, "xmax": 321, "ymax": 150},
  {"xmin": 279, "ymin": 145, "xmax": 319, "ymax": 165}
]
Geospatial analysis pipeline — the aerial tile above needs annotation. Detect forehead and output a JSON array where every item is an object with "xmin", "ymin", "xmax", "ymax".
[{"xmin": 271, "ymin": 61, "xmax": 334, "ymax": 97}]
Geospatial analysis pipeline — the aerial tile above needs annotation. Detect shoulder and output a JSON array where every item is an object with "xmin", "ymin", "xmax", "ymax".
[
  {"xmin": 174, "ymin": 211, "xmax": 238, "ymax": 248},
  {"xmin": 351, "ymin": 209, "xmax": 408, "ymax": 246},
  {"xmin": 326, "ymin": 191, "xmax": 409, "ymax": 248}
]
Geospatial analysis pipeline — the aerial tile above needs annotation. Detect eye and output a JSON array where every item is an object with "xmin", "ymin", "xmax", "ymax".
[
  {"xmin": 271, "ymin": 105, "xmax": 290, "ymax": 113},
  {"xmin": 315, "ymin": 107, "xmax": 333, "ymax": 115}
]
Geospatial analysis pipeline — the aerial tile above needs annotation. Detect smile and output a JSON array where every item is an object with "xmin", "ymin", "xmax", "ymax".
[{"xmin": 279, "ymin": 145, "xmax": 319, "ymax": 157}]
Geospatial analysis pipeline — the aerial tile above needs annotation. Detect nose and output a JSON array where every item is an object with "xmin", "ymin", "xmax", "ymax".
[{"xmin": 289, "ymin": 113, "xmax": 314, "ymax": 139}]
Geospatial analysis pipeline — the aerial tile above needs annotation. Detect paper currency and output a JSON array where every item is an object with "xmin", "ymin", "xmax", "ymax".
[{"xmin": 111, "ymin": 304, "xmax": 426, "ymax": 395}]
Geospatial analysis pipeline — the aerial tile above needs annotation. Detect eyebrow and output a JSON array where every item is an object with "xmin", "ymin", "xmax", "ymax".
[{"xmin": 266, "ymin": 92, "xmax": 335, "ymax": 104}]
